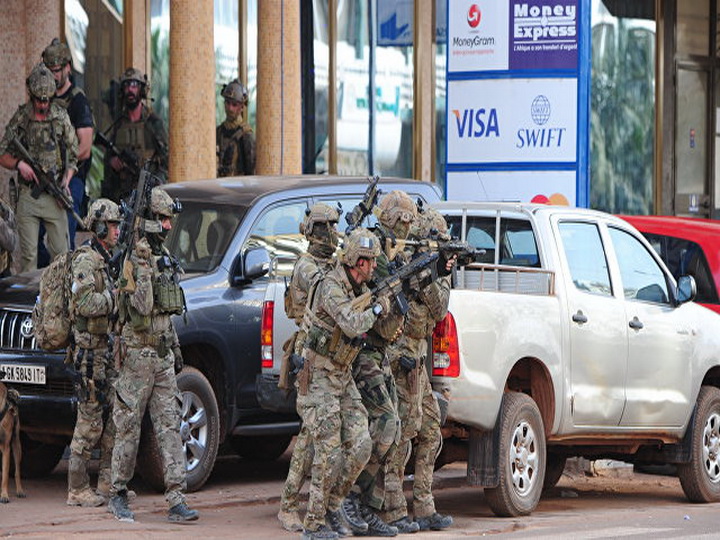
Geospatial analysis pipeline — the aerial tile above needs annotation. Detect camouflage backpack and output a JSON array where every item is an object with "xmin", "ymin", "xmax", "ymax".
[{"xmin": 32, "ymin": 251, "xmax": 73, "ymax": 350}]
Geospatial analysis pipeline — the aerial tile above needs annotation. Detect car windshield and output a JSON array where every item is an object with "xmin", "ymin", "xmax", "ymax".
[{"xmin": 165, "ymin": 202, "xmax": 247, "ymax": 273}]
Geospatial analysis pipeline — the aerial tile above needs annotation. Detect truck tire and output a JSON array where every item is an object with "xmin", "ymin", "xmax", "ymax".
[
  {"xmin": 678, "ymin": 386, "xmax": 720, "ymax": 503},
  {"xmin": 484, "ymin": 392, "xmax": 546, "ymax": 517},
  {"xmin": 231, "ymin": 434, "xmax": 293, "ymax": 461},
  {"xmin": 18, "ymin": 434, "xmax": 65, "ymax": 478},
  {"xmin": 136, "ymin": 367, "xmax": 220, "ymax": 493},
  {"xmin": 543, "ymin": 453, "xmax": 566, "ymax": 490}
]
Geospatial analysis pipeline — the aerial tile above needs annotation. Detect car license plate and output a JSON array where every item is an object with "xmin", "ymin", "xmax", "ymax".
[{"xmin": 0, "ymin": 363, "xmax": 46, "ymax": 385}]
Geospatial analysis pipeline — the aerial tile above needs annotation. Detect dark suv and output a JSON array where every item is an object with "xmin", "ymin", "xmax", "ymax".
[{"xmin": 0, "ymin": 175, "xmax": 441, "ymax": 491}]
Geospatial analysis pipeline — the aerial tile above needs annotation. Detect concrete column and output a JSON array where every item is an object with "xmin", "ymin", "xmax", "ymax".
[
  {"xmin": 168, "ymin": 1, "xmax": 216, "ymax": 182},
  {"xmin": 256, "ymin": 0, "xmax": 302, "ymax": 175},
  {"xmin": 413, "ymin": 0, "xmax": 434, "ymax": 182},
  {"xmin": 123, "ymin": 0, "xmax": 148, "ymax": 74},
  {"xmin": 25, "ymin": 0, "xmax": 61, "ymax": 72}
]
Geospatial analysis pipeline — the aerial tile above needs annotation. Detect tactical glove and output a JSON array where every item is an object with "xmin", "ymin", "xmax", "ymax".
[{"xmin": 172, "ymin": 344, "xmax": 184, "ymax": 374}]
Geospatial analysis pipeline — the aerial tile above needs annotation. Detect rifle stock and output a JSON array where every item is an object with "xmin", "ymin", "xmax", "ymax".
[{"xmin": 94, "ymin": 131, "xmax": 141, "ymax": 177}]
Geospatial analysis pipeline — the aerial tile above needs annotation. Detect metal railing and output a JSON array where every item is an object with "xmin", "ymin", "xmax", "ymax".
[{"xmin": 456, "ymin": 263, "xmax": 555, "ymax": 296}]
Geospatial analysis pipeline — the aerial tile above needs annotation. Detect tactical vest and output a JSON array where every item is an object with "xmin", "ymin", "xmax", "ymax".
[
  {"xmin": 114, "ymin": 119, "xmax": 156, "ymax": 165},
  {"xmin": 70, "ymin": 247, "xmax": 111, "ymax": 337},
  {"xmin": 18, "ymin": 106, "xmax": 64, "ymax": 173},
  {"xmin": 216, "ymin": 123, "xmax": 252, "ymax": 177}
]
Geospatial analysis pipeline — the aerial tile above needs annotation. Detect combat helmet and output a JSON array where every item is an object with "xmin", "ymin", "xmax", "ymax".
[
  {"xmin": 340, "ymin": 228, "xmax": 380, "ymax": 267},
  {"xmin": 377, "ymin": 190, "xmax": 416, "ymax": 230},
  {"xmin": 414, "ymin": 207, "xmax": 450, "ymax": 241},
  {"xmin": 300, "ymin": 203, "xmax": 340, "ymax": 238},
  {"xmin": 149, "ymin": 187, "xmax": 181, "ymax": 218},
  {"xmin": 85, "ymin": 199, "xmax": 121, "ymax": 238},
  {"xmin": 221, "ymin": 79, "xmax": 249, "ymax": 105},
  {"xmin": 120, "ymin": 67, "xmax": 149, "ymax": 97},
  {"xmin": 42, "ymin": 38, "xmax": 71, "ymax": 68},
  {"xmin": 26, "ymin": 63, "xmax": 56, "ymax": 101}
]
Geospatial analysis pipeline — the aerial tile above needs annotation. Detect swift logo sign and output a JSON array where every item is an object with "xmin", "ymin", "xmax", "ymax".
[
  {"xmin": 516, "ymin": 95, "xmax": 567, "ymax": 148},
  {"xmin": 452, "ymin": 108, "xmax": 500, "ymax": 138}
]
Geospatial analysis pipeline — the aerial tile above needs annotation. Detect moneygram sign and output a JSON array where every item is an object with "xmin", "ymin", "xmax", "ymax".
[{"xmin": 445, "ymin": 0, "xmax": 589, "ymax": 207}]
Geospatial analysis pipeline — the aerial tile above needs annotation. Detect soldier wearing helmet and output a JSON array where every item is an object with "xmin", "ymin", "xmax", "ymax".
[
  {"xmin": 216, "ymin": 79, "xmax": 255, "ymax": 176},
  {"xmin": 42, "ymin": 38, "xmax": 95, "ymax": 249},
  {"xmin": 294, "ymin": 226, "xmax": 402, "ymax": 538},
  {"xmin": 0, "ymin": 62, "xmax": 78, "ymax": 271},
  {"xmin": 66, "ymin": 197, "xmax": 122, "ymax": 509},
  {"xmin": 101, "ymin": 67, "xmax": 168, "ymax": 204},
  {"xmin": 278, "ymin": 202, "xmax": 341, "ymax": 532},
  {"xmin": 109, "ymin": 185, "xmax": 197, "ymax": 523}
]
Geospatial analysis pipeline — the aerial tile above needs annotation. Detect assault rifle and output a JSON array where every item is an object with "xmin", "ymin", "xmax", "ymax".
[
  {"xmin": 345, "ymin": 175, "xmax": 381, "ymax": 233},
  {"xmin": 11, "ymin": 137, "xmax": 85, "ymax": 228},
  {"xmin": 385, "ymin": 236, "xmax": 481, "ymax": 271},
  {"xmin": 352, "ymin": 251, "xmax": 439, "ymax": 316},
  {"xmin": 94, "ymin": 131, "xmax": 141, "ymax": 178}
]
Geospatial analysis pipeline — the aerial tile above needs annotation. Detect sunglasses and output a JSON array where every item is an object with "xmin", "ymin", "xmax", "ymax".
[{"xmin": 32, "ymin": 96, "xmax": 50, "ymax": 103}]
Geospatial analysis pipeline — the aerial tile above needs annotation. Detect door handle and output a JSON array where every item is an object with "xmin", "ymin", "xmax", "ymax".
[
  {"xmin": 629, "ymin": 317, "xmax": 644, "ymax": 330},
  {"xmin": 572, "ymin": 310, "xmax": 588, "ymax": 324}
]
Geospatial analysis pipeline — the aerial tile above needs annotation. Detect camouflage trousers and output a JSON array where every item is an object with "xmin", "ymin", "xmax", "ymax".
[
  {"xmin": 111, "ymin": 346, "xmax": 187, "ymax": 508},
  {"xmin": 296, "ymin": 366, "xmax": 371, "ymax": 532},
  {"xmin": 68, "ymin": 346, "xmax": 116, "ymax": 492},
  {"xmin": 383, "ymin": 335, "xmax": 442, "ymax": 520},
  {"xmin": 280, "ymin": 419, "xmax": 313, "ymax": 512},
  {"xmin": 16, "ymin": 186, "xmax": 68, "ymax": 272},
  {"xmin": 353, "ymin": 348, "xmax": 401, "ymax": 510}
]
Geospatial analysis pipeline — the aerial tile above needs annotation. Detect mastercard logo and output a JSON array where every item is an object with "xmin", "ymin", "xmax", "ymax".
[
  {"xmin": 531, "ymin": 193, "xmax": 570, "ymax": 206},
  {"xmin": 467, "ymin": 5, "xmax": 481, "ymax": 28}
]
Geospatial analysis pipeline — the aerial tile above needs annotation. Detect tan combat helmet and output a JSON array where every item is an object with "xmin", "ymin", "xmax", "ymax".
[
  {"xmin": 42, "ymin": 38, "xmax": 72, "ymax": 68},
  {"xmin": 221, "ymin": 79, "xmax": 249, "ymax": 105},
  {"xmin": 120, "ymin": 67, "xmax": 149, "ymax": 97},
  {"xmin": 26, "ymin": 63, "xmax": 56, "ymax": 101},
  {"xmin": 300, "ymin": 203, "xmax": 340, "ymax": 238},
  {"xmin": 415, "ymin": 207, "xmax": 450, "ymax": 240},
  {"xmin": 377, "ymin": 190, "xmax": 416, "ymax": 230},
  {"xmin": 85, "ymin": 199, "xmax": 121, "ymax": 238},
  {"xmin": 340, "ymin": 228, "xmax": 380, "ymax": 267}
]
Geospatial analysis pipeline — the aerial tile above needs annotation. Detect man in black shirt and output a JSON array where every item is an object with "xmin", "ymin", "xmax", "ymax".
[{"xmin": 43, "ymin": 38, "xmax": 94, "ymax": 249}]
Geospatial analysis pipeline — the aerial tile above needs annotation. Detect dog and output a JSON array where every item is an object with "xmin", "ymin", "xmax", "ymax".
[{"xmin": 0, "ymin": 369, "xmax": 25, "ymax": 503}]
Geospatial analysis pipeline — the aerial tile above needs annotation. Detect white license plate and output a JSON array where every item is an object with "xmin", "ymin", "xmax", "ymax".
[{"xmin": 0, "ymin": 363, "xmax": 46, "ymax": 385}]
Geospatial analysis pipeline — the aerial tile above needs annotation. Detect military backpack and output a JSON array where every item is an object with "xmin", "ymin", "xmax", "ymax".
[{"xmin": 32, "ymin": 251, "xmax": 73, "ymax": 350}]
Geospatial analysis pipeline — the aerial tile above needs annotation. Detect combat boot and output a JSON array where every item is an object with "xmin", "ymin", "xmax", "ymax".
[
  {"xmin": 357, "ymin": 504, "xmax": 398, "ymax": 537},
  {"xmin": 108, "ymin": 491, "xmax": 134, "ymax": 522},
  {"xmin": 302, "ymin": 524, "xmax": 339, "ymax": 539},
  {"xmin": 168, "ymin": 502, "xmax": 199, "ymax": 522},
  {"xmin": 340, "ymin": 492, "xmax": 368, "ymax": 534},
  {"xmin": 414, "ymin": 512, "xmax": 453, "ymax": 531},
  {"xmin": 389, "ymin": 516, "xmax": 420, "ymax": 534},
  {"xmin": 96, "ymin": 472, "xmax": 136, "ymax": 502},
  {"xmin": 326, "ymin": 509, "xmax": 350, "ymax": 537},
  {"xmin": 277, "ymin": 508, "xmax": 304, "ymax": 532},
  {"xmin": 66, "ymin": 486, "xmax": 105, "ymax": 507}
]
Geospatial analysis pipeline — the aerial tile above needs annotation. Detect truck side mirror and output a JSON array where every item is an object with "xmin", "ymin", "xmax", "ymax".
[
  {"xmin": 676, "ymin": 275, "xmax": 697, "ymax": 304},
  {"xmin": 232, "ymin": 247, "xmax": 270, "ymax": 286}
]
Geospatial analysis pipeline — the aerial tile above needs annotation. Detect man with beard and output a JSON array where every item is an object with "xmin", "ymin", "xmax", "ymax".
[
  {"xmin": 0, "ymin": 62, "xmax": 78, "ymax": 272},
  {"xmin": 42, "ymin": 38, "xmax": 94, "ymax": 249},
  {"xmin": 216, "ymin": 79, "xmax": 255, "ymax": 176},
  {"xmin": 101, "ymin": 68, "xmax": 168, "ymax": 204}
]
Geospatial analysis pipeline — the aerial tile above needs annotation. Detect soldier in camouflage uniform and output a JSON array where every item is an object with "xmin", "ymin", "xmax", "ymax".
[
  {"xmin": 0, "ymin": 62, "xmax": 78, "ymax": 272},
  {"xmin": 341, "ymin": 190, "xmax": 416, "ymax": 537},
  {"xmin": 216, "ymin": 79, "xmax": 256, "ymax": 176},
  {"xmin": 67, "ymin": 199, "xmax": 121, "ymax": 508},
  {"xmin": 101, "ymin": 68, "xmax": 168, "ymax": 204},
  {"xmin": 108, "ymin": 187, "xmax": 198, "ymax": 523},
  {"xmin": 298, "ymin": 228, "xmax": 399, "ymax": 540},
  {"xmin": 383, "ymin": 207, "xmax": 454, "ymax": 532},
  {"xmin": 0, "ymin": 199, "xmax": 17, "ymax": 277},
  {"xmin": 278, "ymin": 203, "xmax": 340, "ymax": 532}
]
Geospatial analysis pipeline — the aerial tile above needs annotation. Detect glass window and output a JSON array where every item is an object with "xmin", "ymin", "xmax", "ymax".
[
  {"xmin": 166, "ymin": 203, "xmax": 245, "ymax": 273},
  {"xmin": 558, "ymin": 222, "xmax": 612, "ymax": 296},
  {"xmin": 590, "ymin": 1, "xmax": 655, "ymax": 214},
  {"xmin": 446, "ymin": 216, "xmax": 538, "ymax": 267},
  {"xmin": 244, "ymin": 202, "xmax": 309, "ymax": 277},
  {"xmin": 641, "ymin": 232, "xmax": 719, "ymax": 305},
  {"xmin": 608, "ymin": 227, "xmax": 670, "ymax": 303},
  {"xmin": 677, "ymin": 0, "xmax": 709, "ymax": 56}
]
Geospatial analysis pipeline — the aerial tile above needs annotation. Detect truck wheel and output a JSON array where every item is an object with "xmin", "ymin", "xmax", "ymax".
[
  {"xmin": 678, "ymin": 386, "xmax": 720, "ymax": 502},
  {"xmin": 18, "ymin": 433, "xmax": 65, "ymax": 478},
  {"xmin": 137, "ymin": 367, "xmax": 220, "ymax": 493},
  {"xmin": 543, "ymin": 453, "xmax": 566, "ymax": 490},
  {"xmin": 484, "ymin": 392, "xmax": 546, "ymax": 517},
  {"xmin": 231, "ymin": 434, "xmax": 293, "ymax": 461}
]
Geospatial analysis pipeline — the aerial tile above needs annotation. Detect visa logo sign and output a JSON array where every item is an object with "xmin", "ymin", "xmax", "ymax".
[{"xmin": 452, "ymin": 109, "xmax": 500, "ymax": 138}]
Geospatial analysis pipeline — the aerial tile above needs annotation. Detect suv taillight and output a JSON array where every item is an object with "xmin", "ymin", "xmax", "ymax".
[
  {"xmin": 432, "ymin": 312, "xmax": 459, "ymax": 377},
  {"xmin": 261, "ymin": 300, "xmax": 274, "ymax": 369}
]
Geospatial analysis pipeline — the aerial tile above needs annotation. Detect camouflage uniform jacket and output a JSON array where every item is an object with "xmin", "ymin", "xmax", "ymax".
[
  {"xmin": 216, "ymin": 119, "xmax": 255, "ymax": 176},
  {"xmin": 286, "ymin": 251, "xmax": 334, "ymax": 325},
  {"xmin": 0, "ymin": 102, "xmax": 79, "ymax": 175},
  {"xmin": 0, "ymin": 199, "xmax": 17, "ymax": 275},
  {"xmin": 70, "ymin": 240, "xmax": 115, "ymax": 350},
  {"xmin": 403, "ymin": 275, "xmax": 451, "ymax": 340}
]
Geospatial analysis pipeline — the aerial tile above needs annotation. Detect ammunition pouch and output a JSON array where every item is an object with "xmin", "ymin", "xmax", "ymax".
[
  {"xmin": 296, "ymin": 353, "xmax": 314, "ymax": 396},
  {"xmin": 279, "ymin": 332, "xmax": 298, "ymax": 390},
  {"xmin": 154, "ymin": 276, "xmax": 184, "ymax": 315},
  {"xmin": 75, "ymin": 315, "xmax": 109, "ymax": 335},
  {"xmin": 118, "ymin": 292, "xmax": 150, "ymax": 331},
  {"xmin": 399, "ymin": 355, "xmax": 416, "ymax": 372}
]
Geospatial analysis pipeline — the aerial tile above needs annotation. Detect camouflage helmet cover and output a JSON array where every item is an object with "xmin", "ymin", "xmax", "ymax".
[
  {"xmin": 300, "ymin": 203, "xmax": 339, "ymax": 238},
  {"xmin": 221, "ymin": 79, "xmax": 249, "ymax": 105},
  {"xmin": 340, "ymin": 228, "xmax": 380, "ymax": 267},
  {"xmin": 149, "ymin": 187, "xmax": 177, "ymax": 218},
  {"xmin": 84, "ymin": 198, "xmax": 121, "ymax": 230},
  {"xmin": 42, "ymin": 38, "xmax": 71, "ymax": 67},
  {"xmin": 415, "ymin": 207, "xmax": 450, "ymax": 240},
  {"xmin": 120, "ymin": 67, "xmax": 147, "ymax": 86},
  {"xmin": 26, "ymin": 63, "xmax": 56, "ymax": 100},
  {"xmin": 377, "ymin": 190, "xmax": 416, "ymax": 229}
]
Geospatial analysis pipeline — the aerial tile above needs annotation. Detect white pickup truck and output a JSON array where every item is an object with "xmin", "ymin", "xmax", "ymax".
[{"xmin": 429, "ymin": 202, "xmax": 720, "ymax": 517}]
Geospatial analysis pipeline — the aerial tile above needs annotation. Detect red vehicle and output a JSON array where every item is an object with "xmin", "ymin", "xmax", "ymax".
[{"xmin": 621, "ymin": 215, "xmax": 720, "ymax": 314}]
